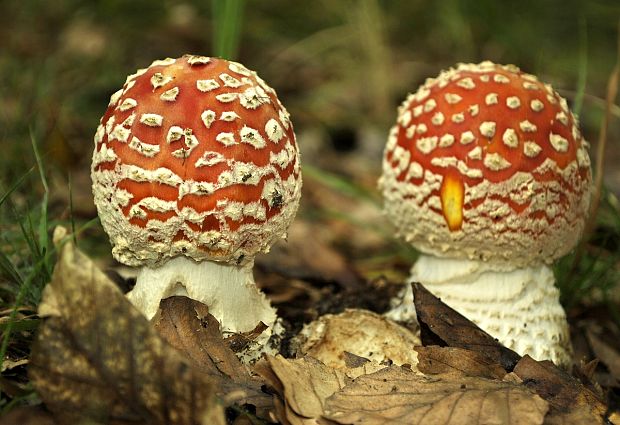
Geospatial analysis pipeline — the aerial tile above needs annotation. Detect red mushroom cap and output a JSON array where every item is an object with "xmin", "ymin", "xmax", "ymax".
[
  {"xmin": 380, "ymin": 62, "xmax": 592, "ymax": 266},
  {"xmin": 91, "ymin": 55, "xmax": 301, "ymax": 267}
]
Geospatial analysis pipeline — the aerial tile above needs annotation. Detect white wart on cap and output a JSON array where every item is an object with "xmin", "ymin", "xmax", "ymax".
[
  {"xmin": 380, "ymin": 61, "xmax": 592, "ymax": 266},
  {"xmin": 92, "ymin": 55, "xmax": 302, "ymax": 268}
]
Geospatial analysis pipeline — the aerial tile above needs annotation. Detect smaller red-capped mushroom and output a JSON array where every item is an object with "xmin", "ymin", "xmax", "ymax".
[
  {"xmin": 380, "ymin": 62, "xmax": 592, "ymax": 367},
  {"xmin": 91, "ymin": 55, "xmax": 301, "ymax": 360}
]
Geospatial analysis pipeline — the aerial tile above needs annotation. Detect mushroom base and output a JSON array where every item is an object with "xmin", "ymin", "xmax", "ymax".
[
  {"xmin": 386, "ymin": 255, "xmax": 572, "ymax": 367},
  {"xmin": 126, "ymin": 256, "xmax": 278, "ymax": 360}
]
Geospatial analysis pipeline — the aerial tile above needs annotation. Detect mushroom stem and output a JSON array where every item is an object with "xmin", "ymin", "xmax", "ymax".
[
  {"xmin": 387, "ymin": 254, "xmax": 572, "ymax": 367},
  {"xmin": 127, "ymin": 256, "xmax": 277, "ymax": 336}
]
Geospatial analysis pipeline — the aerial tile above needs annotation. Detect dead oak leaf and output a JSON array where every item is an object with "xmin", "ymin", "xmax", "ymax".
[
  {"xmin": 416, "ymin": 346, "xmax": 507, "ymax": 380},
  {"xmin": 322, "ymin": 366, "xmax": 548, "ymax": 425},
  {"xmin": 153, "ymin": 296, "xmax": 273, "ymax": 417},
  {"xmin": 586, "ymin": 325, "xmax": 620, "ymax": 382},
  {"xmin": 154, "ymin": 297, "xmax": 247, "ymax": 378},
  {"xmin": 412, "ymin": 283, "xmax": 521, "ymax": 371},
  {"xmin": 255, "ymin": 355, "xmax": 352, "ymax": 425},
  {"xmin": 29, "ymin": 238, "xmax": 225, "ymax": 425},
  {"xmin": 255, "ymin": 356, "xmax": 544, "ymax": 425},
  {"xmin": 513, "ymin": 355, "xmax": 608, "ymax": 424}
]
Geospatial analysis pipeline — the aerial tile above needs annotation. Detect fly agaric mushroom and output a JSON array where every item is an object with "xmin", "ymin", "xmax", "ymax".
[
  {"xmin": 380, "ymin": 61, "xmax": 592, "ymax": 366},
  {"xmin": 91, "ymin": 55, "xmax": 301, "ymax": 358}
]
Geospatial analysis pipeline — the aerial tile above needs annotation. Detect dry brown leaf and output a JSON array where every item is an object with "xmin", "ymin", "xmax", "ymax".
[
  {"xmin": 155, "ymin": 297, "xmax": 247, "ymax": 377},
  {"xmin": 586, "ymin": 325, "xmax": 620, "ymax": 381},
  {"xmin": 322, "ymin": 366, "xmax": 548, "ymax": 425},
  {"xmin": 253, "ymin": 358, "xmax": 284, "ymax": 395},
  {"xmin": 416, "ymin": 346, "xmax": 507, "ymax": 380},
  {"xmin": 251, "ymin": 361, "xmax": 294, "ymax": 424},
  {"xmin": 543, "ymin": 408, "xmax": 611, "ymax": 425},
  {"xmin": 413, "ymin": 283, "xmax": 615, "ymax": 422},
  {"xmin": 413, "ymin": 283, "xmax": 521, "ymax": 371},
  {"xmin": 29, "ymin": 239, "xmax": 225, "ymax": 425},
  {"xmin": 227, "ymin": 321, "xmax": 269, "ymax": 353},
  {"xmin": 576, "ymin": 358, "xmax": 599, "ymax": 382},
  {"xmin": 257, "ymin": 355, "xmax": 546, "ymax": 425},
  {"xmin": 153, "ymin": 296, "xmax": 272, "ymax": 416},
  {"xmin": 256, "ymin": 355, "xmax": 351, "ymax": 425},
  {"xmin": 342, "ymin": 351, "xmax": 371, "ymax": 368},
  {"xmin": 513, "ymin": 355, "xmax": 607, "ymax": 424}
]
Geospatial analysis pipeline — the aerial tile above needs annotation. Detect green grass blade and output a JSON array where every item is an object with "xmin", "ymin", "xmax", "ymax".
[
  {"xmin": 0, "ymin": 273, "xmax": 34, "ymax": 369},
  {"xmin": 68, "ymin": 174, "xmax": 77, "ymax": 246},
  {"xmin": 0, "ymin": 167, "xmax": 34, "ymax": 208},
  {"xmin": 212, "ymin": 0, "xmax": 245, "ymax": 59},
  {"xmin": 0, "ymin": 253, "xmax": 23, "ymax": 287},
  {"xmin": 0, "ymin": 131, "xmax": 63, "ymax": 369},
  {"xmin": 17, "ymin": 208, "xmax": 41, "ymax": 267},
  {"xmin": 30, "ymin": 131, "xmax": 49, "ymax": 260},
  {"xmin": 574, "ymin": 17, "xmax": 588, "ymax": 117},
  {"xmin": 0, "ymin": 219, "xmax": 79, "ymax": 369},
  {"xmin": 0, "ymin": 318, "xmax": 40, "ymax": 334}
]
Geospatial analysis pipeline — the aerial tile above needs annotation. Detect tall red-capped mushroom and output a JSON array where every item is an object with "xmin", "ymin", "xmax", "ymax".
[
  {"xmin": 91, "ymin": 55, "xmax": 301, "ymax": 359},
  {"xmin": 380, "ymin": 62, "xmax": 592, "ymax": 366}
]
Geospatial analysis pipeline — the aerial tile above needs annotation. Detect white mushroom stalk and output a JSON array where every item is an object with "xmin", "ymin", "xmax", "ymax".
[
  {"xmin": 389, "ymin": 257, "xmax": 570, "ymax": 365},
  {"xmin": 380, "ymin": 62, "xmax": 592, "ymax": 367},
  {"xmin": 128, "ymin": 257, "xmax": 276, "ymax": 336},
  {"xmin": 91, "ymin": 55, "xmax": 302, "ymax": 361}
]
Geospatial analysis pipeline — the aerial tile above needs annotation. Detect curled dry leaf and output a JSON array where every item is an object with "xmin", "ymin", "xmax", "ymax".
[
  {"xmin": 227, "ymin": 321, "xmax": 270, "ymax": 353},
  {"xmin": 254, "ymin": 355, "xmax": 384, "ymax": 424},
  {"xmin": 256, "ymin": 355, "xmax": 350, "ymax": 425},
  {"xmin": 586, "ymin": 324, "xmax": 620, "ymax": 382},
  {"xmin": 154, "ymin": 296, "xmax": 248, "ymax": 378},
  {"xmin": 412, "ymin": 282, "xmax": 521, "ymax": 371},
  {"xmin": 153, "ymin": 296, "xmax": 273, "ymax": 417},
  {"xmin": 415, "ymin": 346, "xmax": 507, "ymax": 380},
  {"xmin": 29, "ymin": 238, "xmax": 225, "ymax": 425},
  {"xmin": 413, "ymin": 282, "xmax": 615, "ymax": 422},
  {"xmin": 342, "ymin": 351, "xmax": 371, "ymax": 368},
  {"xmin": 257, "ymin": 355, "xmax": 547, "ymax": 425},
  {"xmin": 513, "ymin": 355, "xmax": 608, "ymax": 424},
  {"xmin": 322, "ymin": 366, "xmax": 548, "ymax": 425},
  {"xmin": 575, "ymin": 358, "xmax": 599, "ymax": 382}
]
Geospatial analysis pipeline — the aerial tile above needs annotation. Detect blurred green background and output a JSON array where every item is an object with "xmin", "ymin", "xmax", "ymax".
[
  {"xmin": 1, "ymin": 0, "xmax": 620, "ymax": 411},
  {"xmin": 2, "ymin": 0, "xmax": 619, "ymax": 190}
]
